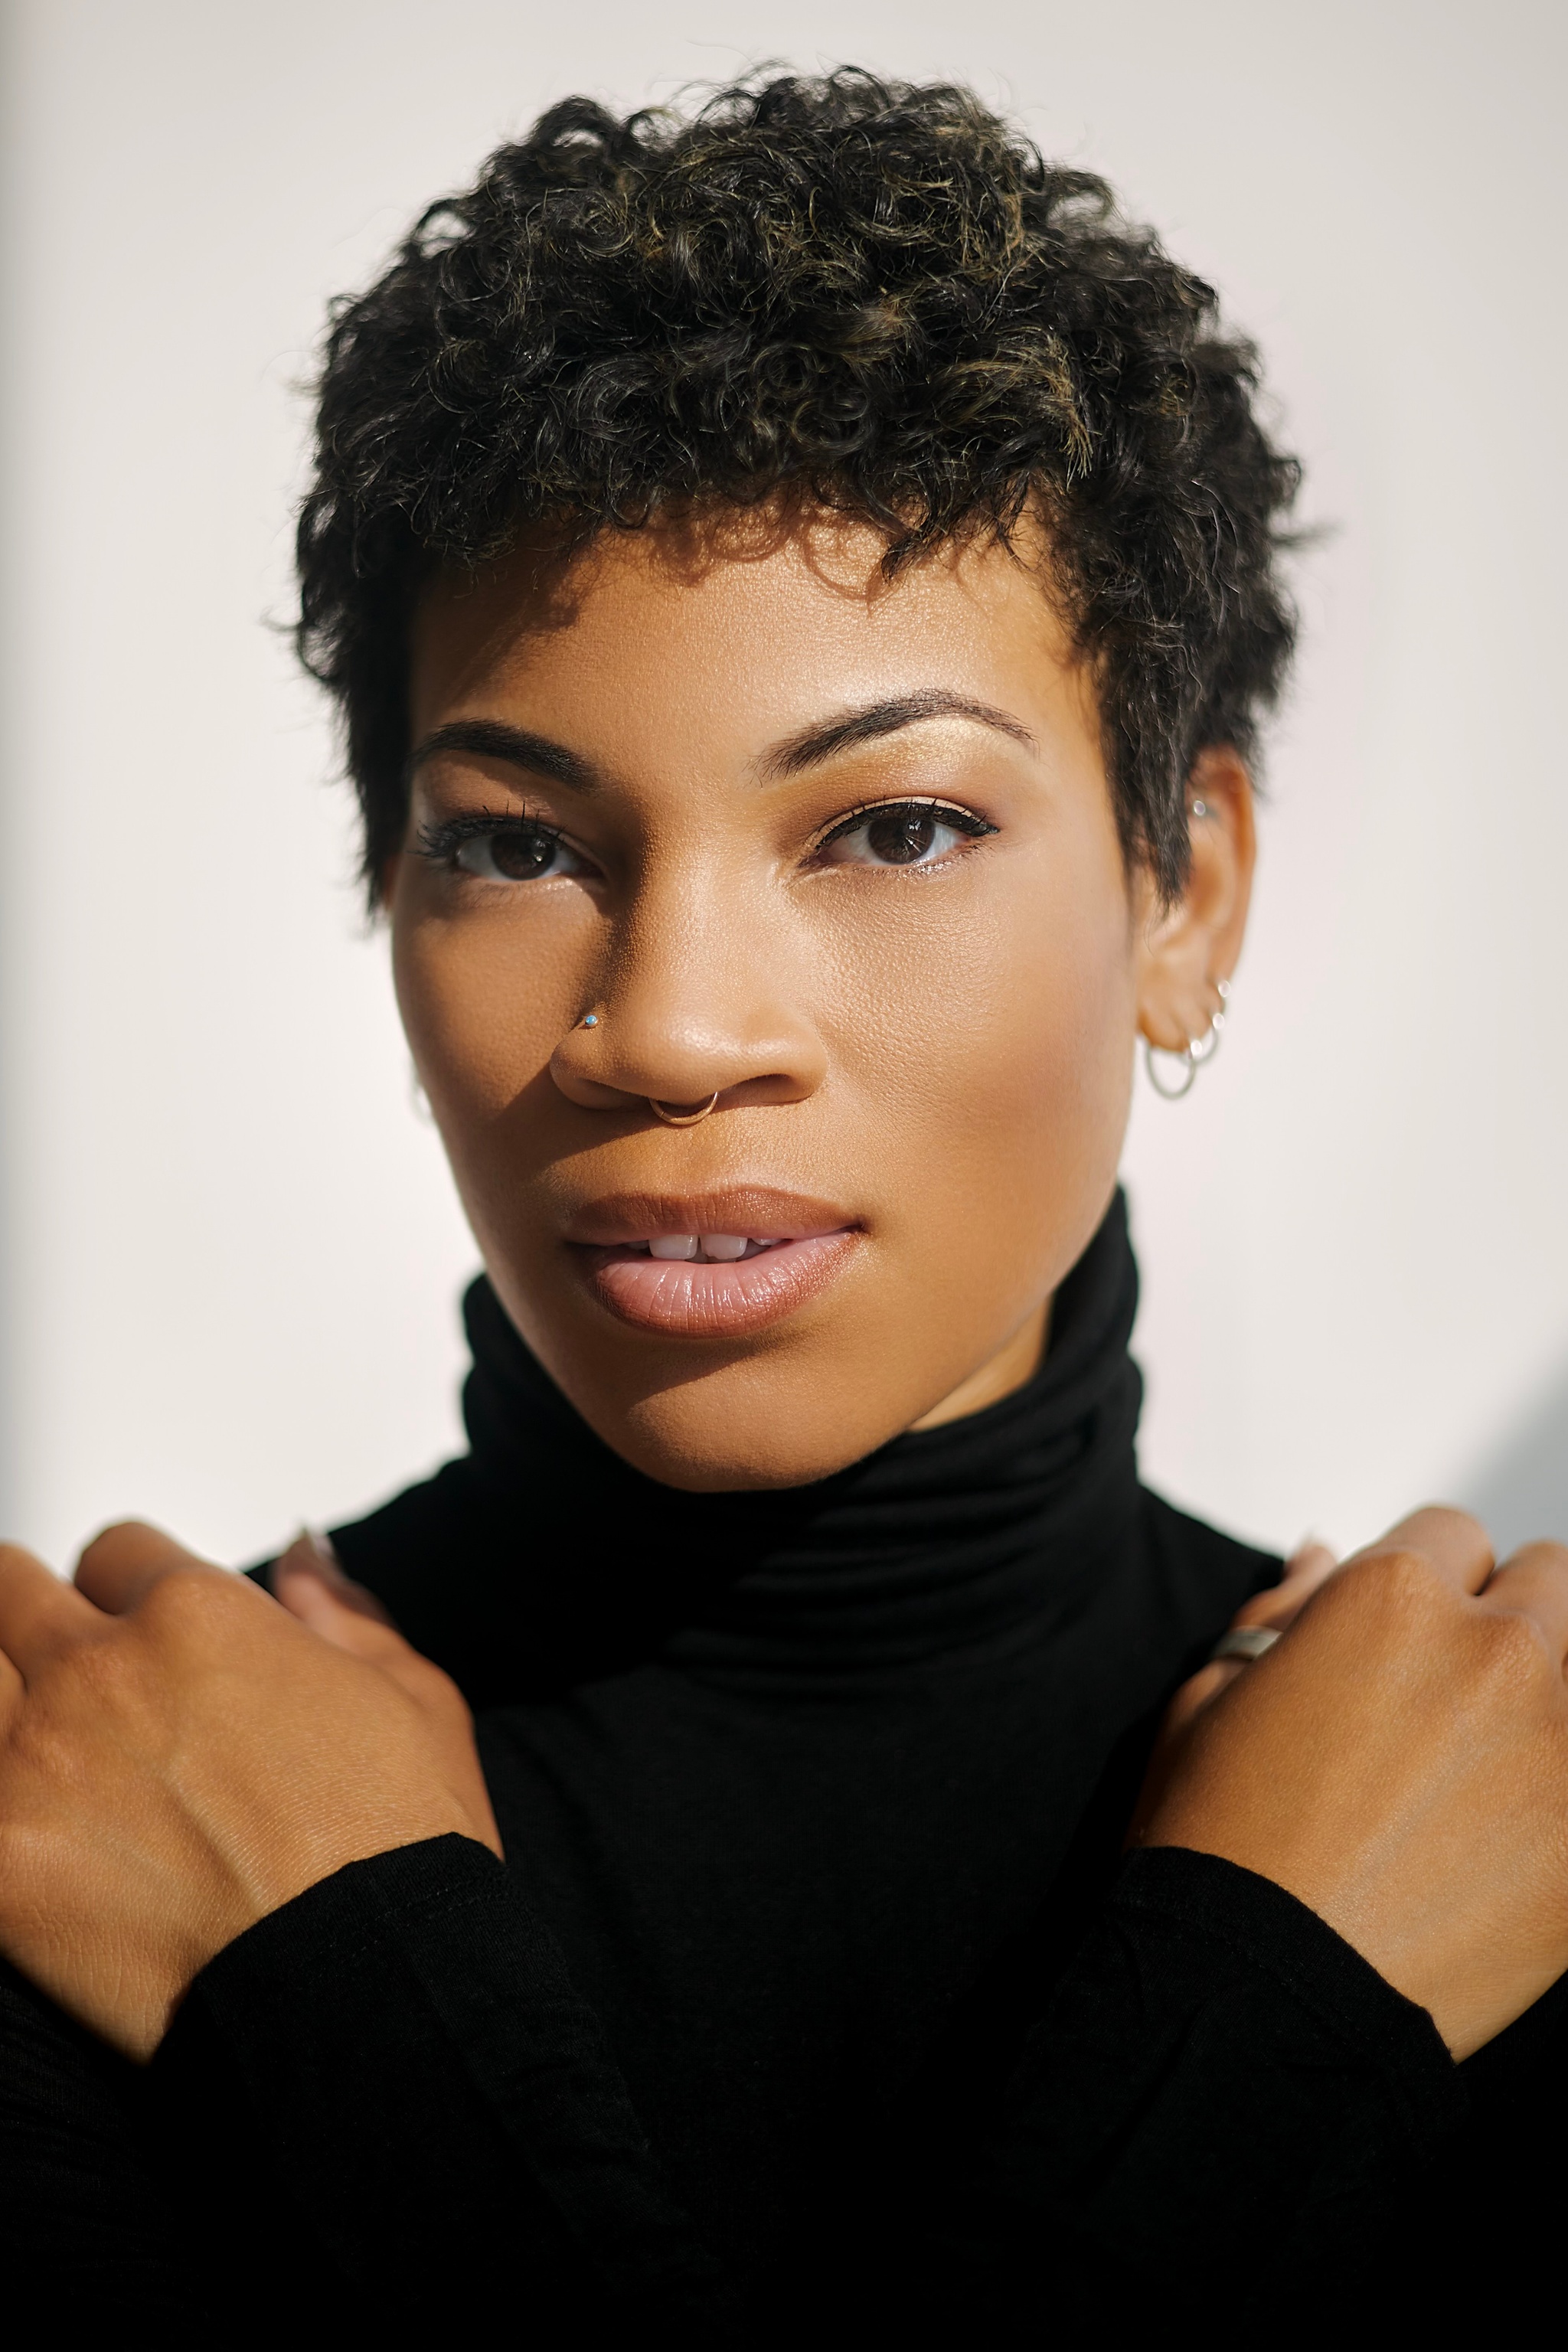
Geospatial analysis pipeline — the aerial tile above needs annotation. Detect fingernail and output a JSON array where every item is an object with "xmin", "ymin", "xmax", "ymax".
[{"xmin": 278, "ymin": 1526, "xmax": 346, "ymax": 1586}]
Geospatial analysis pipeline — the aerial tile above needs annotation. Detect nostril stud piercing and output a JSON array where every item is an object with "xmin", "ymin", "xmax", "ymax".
[{"xmin": 581, "ymin": 1013, "xmax": 599, "ymax": 1028}]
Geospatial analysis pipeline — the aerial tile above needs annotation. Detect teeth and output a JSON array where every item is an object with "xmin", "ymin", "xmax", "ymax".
[{"xmin": 639, "ymin": 1234, "xmax": 786, "ymax": 1263}]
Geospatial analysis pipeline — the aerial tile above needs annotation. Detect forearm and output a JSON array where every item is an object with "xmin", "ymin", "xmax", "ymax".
[
  {"xmin": 0, "ymin": 1957, "xmax": 214, "ymax": 2330},
  {"xmin": 142, "ymin": 1844, "xmax": 1462, "ymax": 2338},
  {"xmin": 152, "ymin": 1835, "xmax": 729, "ymax": 2334},
  {"xmin": 923, "ymin": 1847, "xmax": 1464, "ymax": 2330}
]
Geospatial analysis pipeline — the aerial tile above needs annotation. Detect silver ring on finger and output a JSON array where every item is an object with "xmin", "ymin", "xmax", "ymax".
[{"xmin": 1209, "ymin": 1624, "xmax": 1280, "ymax": 1664}]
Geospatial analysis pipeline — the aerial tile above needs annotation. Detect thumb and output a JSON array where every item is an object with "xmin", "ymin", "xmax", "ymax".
[
  {"xmin": 271, "ymin": 1530, "xmax": 402, "ymax": 1657},
  {"xmin": 75, "ymin": 1520, "xmax": 220, "ymax": 1614},
  {"xmin": 1237, "ymin": 1536, "xmax": 1340, "ymax": 1631}
]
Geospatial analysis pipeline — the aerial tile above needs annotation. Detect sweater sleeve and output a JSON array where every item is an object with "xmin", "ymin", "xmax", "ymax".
[
  {"xmin": 150, "ymin": 1833, "xmax": 730, "ymax": 2336},
  {"xmin": 145, "ymin": 1838, "xmax": 1465, "ymax": 2337},
  {"xmin": 923, "ymin": 1844, "xmax": 1465, "ymax": 2331}
]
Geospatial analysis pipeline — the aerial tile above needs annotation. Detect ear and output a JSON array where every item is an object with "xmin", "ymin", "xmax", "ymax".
[{"xmin": 1134, "ymin": 746, "xmax": 1256, "ymax": 1053}]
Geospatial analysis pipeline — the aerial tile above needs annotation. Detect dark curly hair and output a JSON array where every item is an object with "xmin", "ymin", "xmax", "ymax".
[{"xmin": 296, "ymin": 70, "xmax": 1300, "ymax": 901}]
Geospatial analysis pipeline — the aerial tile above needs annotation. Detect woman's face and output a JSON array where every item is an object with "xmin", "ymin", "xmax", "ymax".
[{"xmin": 392, "ymin": 514, "xmax": 1250, "ymax": 1488}]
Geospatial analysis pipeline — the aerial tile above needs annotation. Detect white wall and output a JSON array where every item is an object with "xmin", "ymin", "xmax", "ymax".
[{"xmin": 2, "ymin": 0, "xmax": 1563, "ymax": 1572}]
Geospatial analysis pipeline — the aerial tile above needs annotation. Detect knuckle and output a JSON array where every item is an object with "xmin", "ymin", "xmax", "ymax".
[
  {"xmin": 141, "ymin": 1565, "xmax": 242, "ymax": 1629},
  {"xmin": 1504, "ymin": 1538, "xmax": 1568, "ymax": 1576},
  {"xmin": 405, "ymin": 1655, "xmax": 469, "ymax": 1716},
  {"xmin": 1416, "ymin": 1504, "xmax": 1487, "ymax": 1544},
  {"xmin": 85, "ymin": 1516, "xmax": 155, "ymax": 1551},
  {"xmin": 1475, "ymin": 1607, "xmax": 1556, "ymax": 1693},
  {"xmin": 1335, "ymin": 1547, "xmax": 1447, "ymax": 1625},
  {"xmin": 351, "ymin": 1619, "xmax": 406, "ymax": 1664}
]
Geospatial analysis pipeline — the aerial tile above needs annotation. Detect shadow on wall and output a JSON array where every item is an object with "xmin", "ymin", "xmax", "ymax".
[{"xmin": 1459, "ymin": 1352, "xmax": 1568, "ymax": 1559}]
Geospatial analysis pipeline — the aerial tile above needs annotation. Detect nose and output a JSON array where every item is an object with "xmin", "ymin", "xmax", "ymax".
[{"xmin": 549, "ymin": 880, "xmax": 827, "ymax": 1116}]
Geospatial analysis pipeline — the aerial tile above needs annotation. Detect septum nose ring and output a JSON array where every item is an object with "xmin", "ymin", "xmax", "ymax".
[
  {"xmin": 578, "ymin": 1012, "xmax": 719, "ymax": 1126},
  {"xmin": 648, "ymin": 1094, "xmax": 720, "ymax": 1127}
]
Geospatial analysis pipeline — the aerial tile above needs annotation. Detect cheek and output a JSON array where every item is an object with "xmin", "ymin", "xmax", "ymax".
[
  {"xmin": 390, "ymin": 908, "xmax": 572, "ymax": 1122},
  {"xmin": 825, "ymin": 867, "xmax": 1136, "ymax": 1259}
]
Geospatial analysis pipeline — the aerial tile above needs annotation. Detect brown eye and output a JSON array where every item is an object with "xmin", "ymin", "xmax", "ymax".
[
  {"xmin": 454, "ymin": 826, "xmax": 576, "ymax": 882},
  {"xmin": 819, "ymin": 801, "xmax": 993, "ymax": 870},
  {"xmin": 866, "ymin": 809, "xmax": 936, "ymax": 864},
  {"xmin": 491, "ymin": 828, "xmax": 554, "ymax": 880}
]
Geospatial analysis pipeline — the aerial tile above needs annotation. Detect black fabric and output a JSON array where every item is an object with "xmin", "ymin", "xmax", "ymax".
[
  {"xmin": 0, "ymin": 1194, "xmax": 1553, "ymax": 2335},
  {"xmin": 157, "ymin": 1837, "xmax": 729, "ymax": 2336},
  {"xmin": 325, "ymin": 1180, "xmax": 1168, "ymax": 1703}
]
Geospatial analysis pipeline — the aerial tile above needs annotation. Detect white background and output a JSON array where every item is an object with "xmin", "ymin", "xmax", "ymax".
[{"xmin": 2, "ymin": 0, "xmax": 1563, "ymax": 1571}]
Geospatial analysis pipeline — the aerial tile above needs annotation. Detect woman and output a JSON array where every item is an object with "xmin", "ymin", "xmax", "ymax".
[{"xmin": 2, "ymin": 74, "xmax": 1566, "ymax": 2337}]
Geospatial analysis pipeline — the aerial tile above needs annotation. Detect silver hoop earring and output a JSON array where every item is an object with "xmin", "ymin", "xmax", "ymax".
[
  {"xmin": 1144, "ymin": 1040, "xmax": 1199, "ymax": 1099},
  {"xmin": 1144, "ymin": 979, "xmax": 1230, "ymax": 1100}
]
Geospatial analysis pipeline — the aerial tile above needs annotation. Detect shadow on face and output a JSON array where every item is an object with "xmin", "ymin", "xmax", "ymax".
[{"xmin": 388, "ymin": 507, "xmax": 1253, "ymax": 1489}]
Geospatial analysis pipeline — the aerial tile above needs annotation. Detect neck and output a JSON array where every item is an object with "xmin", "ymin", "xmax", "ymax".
[{"xmin": 321, "ymin": 1191, "xmax": 1143, "ymax": 1699}]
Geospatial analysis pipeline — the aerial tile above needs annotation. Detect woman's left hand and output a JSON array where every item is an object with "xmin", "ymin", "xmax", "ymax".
[
  {"xmin": 0, "ymin": 1522, "xmax": 501, "ymax": 2063},
  {"xmin": 1128, "ymin": 1539, "xmax": 1340, "ymax": 1842}
]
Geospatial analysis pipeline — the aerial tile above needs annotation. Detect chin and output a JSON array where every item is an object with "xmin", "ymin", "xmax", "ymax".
[
  {"xmin": 488, "ymin": 1236, "xmax": 935, "ymax": 1491},
  {"xmin": 515, "ymin": 1324, "xmax": 921, "ymax": 1492},
  {"xmin": 589, "ymin": 1373, "xmax": 897, "ymax": 1493}
]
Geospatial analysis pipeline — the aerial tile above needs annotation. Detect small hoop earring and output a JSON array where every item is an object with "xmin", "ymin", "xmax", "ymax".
[
  {"xmin": 1145, "ymin": 978, "xmax": 1230, "ymax": 1100},
  {"xmin": 1144, "ymin": 1040, "xmax": 1200, "ymax": 1099},
  {"xmin": 648, "ymin": 1094, "xmax": 720, "ymax": 1127}
]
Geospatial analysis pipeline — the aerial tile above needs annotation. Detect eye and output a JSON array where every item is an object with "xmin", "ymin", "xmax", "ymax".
[
  {"xmin": 457, "ymin": 825, "xmax": 564, "ymax": 882},
  {"xmin": 817, "ymin": 799, "xmax": 995, "ymax": 869},
  {"xmin": 418, "ymin": 817, "xmax": 596, "ymax": 885}
]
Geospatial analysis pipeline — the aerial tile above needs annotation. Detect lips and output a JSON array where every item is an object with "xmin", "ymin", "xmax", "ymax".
[{"xmin": 564, "ymin": 1190, "xmax": 862, "ymax": 1338}]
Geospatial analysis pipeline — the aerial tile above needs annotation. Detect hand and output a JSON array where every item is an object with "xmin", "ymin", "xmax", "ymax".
[
  {"xmin": 1138, "ymin": 1508, "xmax": 1568, "ymax": 2058},
  {"xmin": 0, "ymin": 1522, "xmax": 501, "ymax": 2061},
  {"xmin": 1129, "ymin": 1537, "xmax": 1340, "ymax": 1838},
  {"xmin": 268, "ymin": 1528, "xmax": 500, "ymax": 1857}
]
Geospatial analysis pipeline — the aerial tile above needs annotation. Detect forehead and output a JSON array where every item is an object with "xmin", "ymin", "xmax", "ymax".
[{"xmin": 409, "ymin": 513, "xmax": 1096, "ymax": 759}]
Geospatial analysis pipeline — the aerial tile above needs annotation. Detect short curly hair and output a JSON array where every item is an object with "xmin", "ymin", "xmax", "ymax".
[{"xmin": 296, "ymin": 70, "xmax": 1300, "ymax": 901}]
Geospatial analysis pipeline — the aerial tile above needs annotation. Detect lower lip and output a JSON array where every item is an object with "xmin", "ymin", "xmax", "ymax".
[{"xmin": 578, "ymin": 1232, "xmax": 860, "ymax": 1338}]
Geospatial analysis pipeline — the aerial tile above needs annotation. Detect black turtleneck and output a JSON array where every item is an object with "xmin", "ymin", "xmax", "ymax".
[{"xmin": 1, "ymin": 1197, "xmax": 1560, "ymax": 2334}]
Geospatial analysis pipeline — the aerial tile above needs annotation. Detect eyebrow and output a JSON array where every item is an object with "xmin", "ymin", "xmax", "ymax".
[
  {"xmin": 407, "ymin": 719, "xmax": 601, "ymax": 792},
  {"xmin": 756, "ymin": 689, "xmax": 1036, "ymax": 779},
  {"xmin": 407, "ymin": 689, "xmax": 1036, "ymax": 796}
]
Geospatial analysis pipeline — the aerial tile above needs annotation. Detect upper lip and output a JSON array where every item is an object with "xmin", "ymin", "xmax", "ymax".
[{"xmin": 564, "ymin": 1187, "xmax": 861, "ymax": 1247}]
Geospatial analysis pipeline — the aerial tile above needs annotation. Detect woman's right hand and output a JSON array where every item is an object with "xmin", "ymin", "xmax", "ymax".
[{"xmin": 1140, "ymin": 1507, "xmax": 1568, "ymax": 2060}]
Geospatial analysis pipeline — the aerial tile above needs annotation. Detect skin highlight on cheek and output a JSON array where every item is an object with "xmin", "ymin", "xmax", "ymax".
[{"xmin": 389, "ymin": 514, "xmax": 1249, "ymax": 1491}]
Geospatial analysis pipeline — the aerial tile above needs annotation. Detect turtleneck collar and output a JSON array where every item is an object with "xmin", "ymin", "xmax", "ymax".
[{"xmin": 332, "ymin": 1191, "xmax": 1144, "ymax": 1701}]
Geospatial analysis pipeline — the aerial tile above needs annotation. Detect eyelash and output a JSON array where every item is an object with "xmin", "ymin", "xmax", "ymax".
[
  {"xmin": 809, "ymin": 798, "xmax": 998, "ymax": 858},
  {"xmin": 415, "ymin": 808, "xmax": 563, "ymax": 862},
  {"xmin": 413, "ymin": 796, "xmax": 998, "ymax": 877}
]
